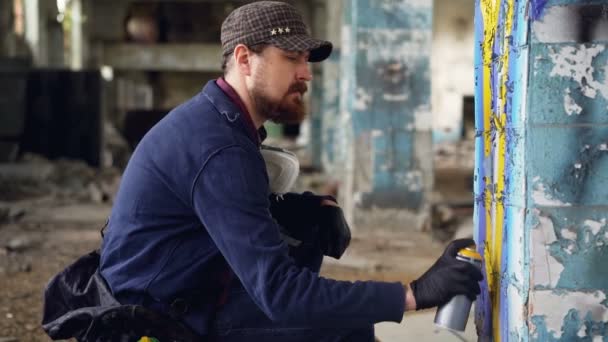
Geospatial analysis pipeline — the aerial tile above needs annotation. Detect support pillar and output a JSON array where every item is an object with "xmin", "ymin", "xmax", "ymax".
[
  {"xmin": 70, "ymin": 0, "xmax": 83, "ymax": 70},
  {"xmin": 23, "ymin": 0, "xmax": 45, "ymax": 66},
  {"xmin": 23, "ymin": 0, "xmax": 62, "ymax": 67},
  {"xmin": 306, "ymin": 0, "xmax": 342, "ymax": 173},
  {"xmin": 0, "ymin": 0, "xmax": 13, "ymax": 54},
  {"xmin": 308, "ymin": 0, "xmax": 327, "ymax": 170},
  {"xmin": 475, "ymin": 0, "xmax": 608, "ymax": 340},
  {"xmin": 339, "ymin": 0, "xmax": 433, "ymax": 231}
]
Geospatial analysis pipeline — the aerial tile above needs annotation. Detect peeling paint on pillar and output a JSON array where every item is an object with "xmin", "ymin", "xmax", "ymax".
[
  {"xmin": 475, "ymin": 0, "xmax": 608, "ymax": 341},
  {"xmin": 340, "ymin": 0, "xmax": 433, "ymax": 231},
  {"xmin": 531, "ymin": 210, "xmax": 608, "ymax": 291},
  {"xmin": 529, "ymin": 7, "xmax": 608, "ymax": 340}
]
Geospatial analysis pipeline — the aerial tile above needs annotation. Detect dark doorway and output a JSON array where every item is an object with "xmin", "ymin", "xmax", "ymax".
[{"xmin": 462, "ymin": 95, "xmax": 475, "ymax": 139}]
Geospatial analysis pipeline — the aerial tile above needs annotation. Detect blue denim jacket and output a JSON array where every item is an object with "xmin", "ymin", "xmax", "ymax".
[{"xmin": 100, "ymin": 80, "xmax": 405, "ymax": 336}]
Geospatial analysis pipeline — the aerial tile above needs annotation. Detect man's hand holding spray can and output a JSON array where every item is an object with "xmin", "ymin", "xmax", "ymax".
[
  {"xmin": 434, "ymin": 244, "xmax": 483, "ymax": 331},
  {"xmin": 409, "ymin": 239, "xmax": 484, "ymax": 331}
]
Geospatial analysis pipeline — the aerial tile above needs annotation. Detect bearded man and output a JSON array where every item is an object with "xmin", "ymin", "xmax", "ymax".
[{"xmin": 99, "ymin": 2, "xmax": 482, "ymax": 341}]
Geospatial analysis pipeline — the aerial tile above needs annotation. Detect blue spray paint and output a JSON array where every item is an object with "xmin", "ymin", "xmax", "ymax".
[{"xmin": 530, "ymin": 0, "xmax": 549, "ymax": 21}]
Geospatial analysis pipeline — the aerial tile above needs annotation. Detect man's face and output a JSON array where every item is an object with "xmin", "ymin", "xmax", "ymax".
[{"xmin": 247, "ymin": 46, "xmax": 312, "ymax": 124}]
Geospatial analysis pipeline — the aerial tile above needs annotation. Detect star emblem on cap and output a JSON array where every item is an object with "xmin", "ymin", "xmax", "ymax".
[
  {"xmin": 278, "ymin": 27, "xmax": 284, "ymax": 34},
  {"xmin": 271, "ymin": 29, "xmax": 277, "ymax": 35},
  {"xmin": 285, "ymin": 27, "xmax": 290, "ymax": 33}
]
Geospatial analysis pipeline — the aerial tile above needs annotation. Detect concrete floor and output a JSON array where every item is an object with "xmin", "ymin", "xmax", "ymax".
[
  {"xmin": 376, "ymin": 310, "xmax": 477, "ymax": 342},
  {"xmin": 320, "ymin": 230, "xmax": 479, "ymax": 342},
  {"xmin": 1, "ymin": 165, "xmax": 476, "ymax": 341}
]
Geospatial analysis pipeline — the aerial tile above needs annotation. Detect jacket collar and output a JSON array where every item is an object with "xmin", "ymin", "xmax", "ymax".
[{"xmin": 202, "ymin": 80, "xmax": 267, "ymax": 146}]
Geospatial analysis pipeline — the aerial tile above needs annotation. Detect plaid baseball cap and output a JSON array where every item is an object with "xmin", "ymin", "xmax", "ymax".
[{"xmin": 221, "ymin": 1, "xmax": 333, "ymax": 63}]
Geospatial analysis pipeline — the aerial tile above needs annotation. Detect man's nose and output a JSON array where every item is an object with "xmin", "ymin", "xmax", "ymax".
[{"xmin": 297, "ymin": 62, "xmax": 312, "ymax": 82}]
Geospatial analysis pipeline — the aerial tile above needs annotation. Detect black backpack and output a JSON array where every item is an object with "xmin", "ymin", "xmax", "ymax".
[{"xmin": 41, "ymin": 249, "xmax": 202, "ymax": 342}]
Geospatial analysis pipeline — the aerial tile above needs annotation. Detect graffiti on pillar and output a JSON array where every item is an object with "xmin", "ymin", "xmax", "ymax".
[
  {"xmin": 476, "ymin": 0, "xmax": 608, "ymax": 341},
  {"xmin": 530, "ymin": 0, "xmax": 548, "ymax": 20},
  {"xmin": 475, "ymin": 0, "xmax": 520, "ymax": 340}
]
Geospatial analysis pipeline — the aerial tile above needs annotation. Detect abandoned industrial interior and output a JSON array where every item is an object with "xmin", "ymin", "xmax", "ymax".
[{"xmin": 0, "ymin": 0, "xmax": 607, "ymax": 341}]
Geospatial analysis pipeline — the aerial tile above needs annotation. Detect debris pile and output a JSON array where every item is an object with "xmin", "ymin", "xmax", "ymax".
[
  {"xmin": 103, "ymin": 121, "xmax": 132, "ymax": 170},
  {"xmin": 430, "ymin": 203, "xmax": 474, "ymax": 242},
  {"xmin": 0, "ymin": 153, "xmax": 121, "ymax": 204},
  {"xmin": 0, "ymin": 235, "xmax": 34, "ymax": 275},
  {"xmin": 434, "ymin": 139, "xmax": 475, "ymax": 170}
]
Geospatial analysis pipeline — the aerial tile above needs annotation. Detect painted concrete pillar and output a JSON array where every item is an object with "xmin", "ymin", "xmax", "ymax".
[
  {"xmin": 1, "ymin": 0, "xmax": 32, "ymax": 62},
  {"xmin": 307, "ymin": 0, "xmax": 328, "ymax": 170},
  {"xmin": 23, "ymin": 0, "xmax": 46, "ymax": 66},
  {"xmin": 0, "ymin": 1, "xmax": 12, "ymax": 44},
  {"xmin": 474, "ymin": 0, "xmax": 608, "ymax": 340},
  {"xmin": 308, "ymin": 0, "xmax": 342, "ymax": 172},
  {"xmin": 70, "ymin": 0, "xmax": 84, "ymax": 70},
  {"xmin": 339, "ymin": 0, "xmax": 433, "ymax": 230},
  {"xmin": 318, "ymin": 0, "xmax": 342, "ymax": 173},
  {"xmin": 23, "ymin": 0, "xmax": 62, "ymax": 67},
  {"xmin": 319, "ymin": 50, "xmax": 341, "ymax": 173}
]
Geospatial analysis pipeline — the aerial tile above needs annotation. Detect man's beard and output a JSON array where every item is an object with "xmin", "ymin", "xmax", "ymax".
[{"xmin": 249, "ymin": 81, "xmax": 308, "ymax": 124}]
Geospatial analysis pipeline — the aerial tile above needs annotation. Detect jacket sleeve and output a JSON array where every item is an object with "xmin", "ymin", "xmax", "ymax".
[{"xmin": 191, "ymin": 145, "xmax": 405, "ymax": 326}]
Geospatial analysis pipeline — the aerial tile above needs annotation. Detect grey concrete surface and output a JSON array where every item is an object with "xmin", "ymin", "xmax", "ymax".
[{"xmin": 376, "ymin": 310, "xmax": 477, "ymax": 342}]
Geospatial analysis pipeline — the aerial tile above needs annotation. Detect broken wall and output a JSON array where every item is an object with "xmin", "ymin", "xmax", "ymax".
[{"xmin": 474, "ymin": 0, "xmax": 608, "ymax": 340}]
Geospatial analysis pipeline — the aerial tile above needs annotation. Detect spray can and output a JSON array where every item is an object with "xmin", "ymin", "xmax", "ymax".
[{"xmin": 434, "ymin": 245, "xmax": 482, "ymax": 332}]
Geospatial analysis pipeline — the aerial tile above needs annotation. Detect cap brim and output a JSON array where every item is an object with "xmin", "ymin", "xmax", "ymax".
[{"xmin": 268, "ymin": 34, "xmax": 333, "ymax": 62}]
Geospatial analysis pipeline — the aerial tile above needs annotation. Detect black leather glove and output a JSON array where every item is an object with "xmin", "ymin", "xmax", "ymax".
[
  {"xmin": 317, "ymin": 205, "xmax": 351, "ymax": 259},
  {"xmin": 269, "ymin": 192, "xmax": 327, "ymax": 230},
  {"xmin": 268, "ymin": 192, "xmax": 350, "ymax": 259},
  {"xmin": 410, "ymin": 238, "xmax": 483, "ymax": 310}
]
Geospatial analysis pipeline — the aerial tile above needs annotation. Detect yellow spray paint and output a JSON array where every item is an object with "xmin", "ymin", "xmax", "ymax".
[
  {"xmin": 480, "ymin": 0, "xmax": 514, "ymax": 340},
  {"xmin": 494, "ymin": 1, "xmax": 514, "ymax": 339},
  {"xmin": 479, "ymin": 1, "xmax": 499, "ymax": 311}
]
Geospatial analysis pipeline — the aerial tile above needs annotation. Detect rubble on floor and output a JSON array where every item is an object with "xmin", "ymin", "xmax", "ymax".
[
  {"xmin": 434, "ymin": 139, "xmax": 475, "ymax": 170},
  {"xmin": 431, "ymin": 138, "xmax": 476, "ymax": 242},
  {"xmin": 429, "ymin": 203, "xmax": 474, "ymax": 242},
  {"xmin": 0, "ymin": 153, "xmax": 121, "ymax": 205},
  {"xmin": 103, "ymin": 121, "xmax": 132, "ymax": 170}
]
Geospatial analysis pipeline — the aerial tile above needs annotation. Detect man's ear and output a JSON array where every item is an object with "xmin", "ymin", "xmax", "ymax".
[{"xmin": 233, "ymin": 44, "xmax": 252, "ymax": 76}]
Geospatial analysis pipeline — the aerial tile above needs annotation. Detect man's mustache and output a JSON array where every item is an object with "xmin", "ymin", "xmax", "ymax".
[{"xmin": 288, "ymin": 82, "xmax": 308, "ymax": 95}]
